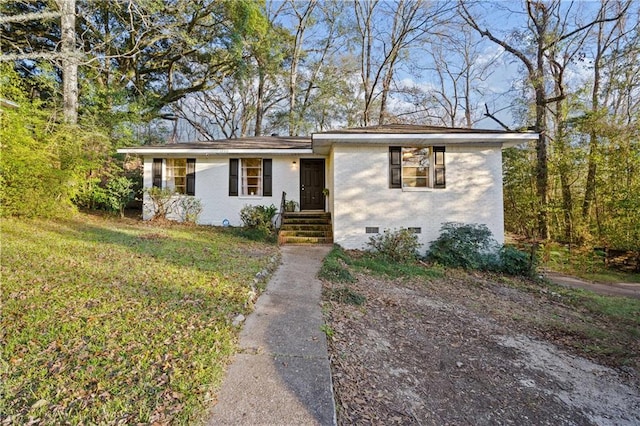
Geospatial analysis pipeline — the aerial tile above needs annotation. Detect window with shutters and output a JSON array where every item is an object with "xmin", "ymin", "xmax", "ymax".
[
  {"xmin": 152, "ymin": 158, "xmax": 195, "ymax": 195},
  {"xmin": 242, "ymin": 158, "xmax": 262, "ymax": 196},
  {"xmin": 166, "ymin": 158, "xmax": 187, "ymax": 194},
  {"xmin": 389, "ymin": 146, "xmax": 445, "ymax": 189},
  {"xmin": 229, "ymin": 158, "xmax": 273, "ymax": 197}
]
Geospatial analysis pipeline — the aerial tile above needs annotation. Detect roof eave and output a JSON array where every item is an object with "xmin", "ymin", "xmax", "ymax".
[
  {"xmin": 312, "ymin": 132, "xmax": 538, "ymax": 154},
  {"xmin": 117, "ymin": 148, "xmax": 314, "ymax": 156}
]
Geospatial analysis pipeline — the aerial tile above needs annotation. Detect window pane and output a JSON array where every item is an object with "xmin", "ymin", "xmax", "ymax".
[
  {"xmin": 435, "ymin": 168, "xmax": 445, "ymax": 186},
  {"xmin": 402, "ymin": 147, "xmax": 429, "ymax": 187},
  {"xmin": 403, "ymin": 177, "xmax": 428, "ymax": 187},
  {"xmin": 242, "ymin": 158, "xmax": 263, "ymax": 196},
  {"xmin": 166, "ymin": 158, "xmax": 187, "ymax": 194},
  {"xmin": 402, "ymin": 167, "xmax": 428, "ymax": 178}
]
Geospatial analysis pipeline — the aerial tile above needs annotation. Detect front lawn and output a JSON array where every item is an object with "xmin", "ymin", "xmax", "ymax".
[{"xmin": 1, "ymin": 213, "xmax": 278, "ymax": 424}]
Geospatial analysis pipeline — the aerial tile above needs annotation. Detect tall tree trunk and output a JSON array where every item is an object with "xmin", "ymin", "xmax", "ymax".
[
  {"xmin": 378, "ymin": 65, "xmax": 393, "ymax": 125},
  {"xmin": 58, "ymin": 0, "xmax": 77, "ymax": 124},
  {"xmin": 582, "ymin": 14, "xmax": 606, "ymax": 219},
  {"xmin": 554, "ymin": 103, "xmax": 573, "ymax": 242},
  {"xmin": 354, "ymin": 0, "xmax": 376, "ymax": 126},
  {"xmin": 534, "ymin": 90, "xmax": 549, "ymax": 240},
  {"xmin": 534, "ymin": 29, "xmax": 549, "ymax": 240},
  {"xmin": 287, "ymin": 0, "xmax": 316, "ymax": 136},
  {"xmin": 255, "ymin": 68, "xmax": 265, "ymax": 136}
]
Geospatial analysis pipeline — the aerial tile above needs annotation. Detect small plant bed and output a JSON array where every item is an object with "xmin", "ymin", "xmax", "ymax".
[
  {"xmin": 1, "ymin": 213, "xmax": 278, "ymax": 424},
  {"xmin": 320, "ymin": 247, "xmax": 640, "ymax": 425}
]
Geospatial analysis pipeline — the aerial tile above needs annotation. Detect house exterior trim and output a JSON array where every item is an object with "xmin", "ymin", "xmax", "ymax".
[
  {"xmin": 312, "ymin": 132, "xmax": 537, "ymax": 154},
  {"xmin": 118, "ymin": 148, "xmax": 313, "ymax": 156}
]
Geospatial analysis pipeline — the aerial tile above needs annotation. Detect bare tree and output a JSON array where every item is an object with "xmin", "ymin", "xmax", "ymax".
[
  {"xmin": 582, "ymin": 0, "xmax": 636, "ymax": 220},
  {"xmin": 419, "ymin": 26, "xmax": 496, "ymax": 128},
  {"xmin": 353, "ymin": 0, "xmax": 452, "ymax": 126},
  {"xmin": 460, "ymin": 0, "xmax": 628, "ymax": 240},
  {"xmin": 284, "ymin": 0, "xmax": 317, "ymax": 135}
]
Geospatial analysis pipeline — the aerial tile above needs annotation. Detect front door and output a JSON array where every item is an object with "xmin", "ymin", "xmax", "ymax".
[{"xmin": 300, "ymin": 159, "xmax": 325, "ymax": 210}]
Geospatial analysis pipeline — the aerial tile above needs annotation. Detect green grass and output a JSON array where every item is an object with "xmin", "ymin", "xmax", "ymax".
[
  {"xmin": 319, "ymin": 245, "xmax": 444, "ymax": 283},
  {"xmin": 325, "ymin": 287, "xmax": 366, "ymax": 306},
  {"xmin": 1, "ymin": 213, "xmax": 278, "ymax": 425},
  {"xmin": 540, "ymin": 243, "xmax": 640, "ymax": 283}
]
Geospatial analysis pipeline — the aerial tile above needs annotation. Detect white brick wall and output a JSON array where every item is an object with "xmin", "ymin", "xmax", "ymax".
[
  {"xmin": 141, "ymin": 143, "xmax": 507, "ymax": 252},
  {"xmin": 142, "ymin": 155, "xmax": 305, "ymax": 226},
  {"xmin": 329, "ymin": 144, "xmax": 505, "ymax": 253}
]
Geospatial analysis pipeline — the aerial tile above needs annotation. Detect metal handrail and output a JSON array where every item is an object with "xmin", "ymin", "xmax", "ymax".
[{"xmin": 274, "ymin": 191, "xmax": 286, "ymax": 231}]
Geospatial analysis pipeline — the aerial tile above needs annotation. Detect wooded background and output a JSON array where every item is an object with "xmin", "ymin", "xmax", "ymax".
[{"xmin": 1, "ymin": 0, "xmax": 638, "ymax": 251}]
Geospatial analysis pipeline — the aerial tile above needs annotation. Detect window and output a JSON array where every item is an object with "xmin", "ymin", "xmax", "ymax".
[
  {"xmin": 402, "ymin": 147, "xmax": 430, "ymax": 188},
  {"xmin": 389, "ymin": 146, "xmax": 445, "ymax": 189},
  {"xmin": 166, "ymin": 158, "xmax": 187, "ymax": 194},
  {"xmin": 242, "ymin": 158, "xmax": 262, "ymax": 196},
  {"xmin": 152, "ymin": 158, "xmax": 163, "ymax": 188},
  {"xmin": 151, "ymin": 158, "xmax": 195, "ymax": 195},
  {"xmin": 229, "ymin": 158, "xmax": 272, "ymax": 197}
]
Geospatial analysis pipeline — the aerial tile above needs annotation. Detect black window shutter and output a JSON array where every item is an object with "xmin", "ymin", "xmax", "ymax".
[
  {"xmin": 229, "ymin": 158, "xmax": 239, "ymax": 196},
  {"xmin": 389, "ymin": 147, "xmax": 401, "ymax": 188},
  {"xmin": 434, "ymin": 146, "xmax": 445, "ymax": 188},
  {"xmin": 186, "ymin": 158, "xmax": 196, "ymax": 196},
  {"xmin": 152, "ymin": 158, "xmax": 162, "ymax": 188},
  {"xmin": 263, "ymin": 159, "xmax": 272, "ymax": 196}
]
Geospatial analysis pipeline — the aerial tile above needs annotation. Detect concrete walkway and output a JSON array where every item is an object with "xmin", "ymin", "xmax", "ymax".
[{"xmin": 209, "ymin": 245, "xmax": 336, "ymax": 425}]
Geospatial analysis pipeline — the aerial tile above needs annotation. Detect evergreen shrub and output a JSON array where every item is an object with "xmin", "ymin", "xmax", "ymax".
[
  {"xmin": 366, "ymin": 228, "xmax": 422, "ymax": 263},
  {"xmin": 427, "ymin": 222, "xmax": 535, "ymax": 276}
]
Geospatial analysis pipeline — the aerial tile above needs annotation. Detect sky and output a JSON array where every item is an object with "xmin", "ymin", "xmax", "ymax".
[{"xmin": 175, "ymin": 0, "xmax": 628, "ymax": 139}]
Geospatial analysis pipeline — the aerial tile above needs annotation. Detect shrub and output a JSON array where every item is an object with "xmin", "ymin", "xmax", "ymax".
[
  {"xmin": 427, "ymin": 222, "xmax": 499, "ymax": 270},
  {"xmin": 74, "ymin": 177, "xmax": 108, "ymax": 210},
  {"xmin": 497, "ymin": 245, "xmax": 537, "ymax": 277},
  {"xmin": 104, "ymin": 176, "xmax": 135, "ymax": 217},
  {"xmin": 144, "ymin": 187, "xmax": 202, "ymax": 223},
  {"xmin": 366, "ymin": 228, "xmax": 422, "ymax": 263},
  {"xmin": 177, "ymin": 196, "xmax": 203, "ymax": 224},
  {"xmin": 427, "ymin": 222, "xmax": 536, "ymax": 276},
  {"xmin": 239, "ymin": 204, "xmax": 277, "ymax": 234}
]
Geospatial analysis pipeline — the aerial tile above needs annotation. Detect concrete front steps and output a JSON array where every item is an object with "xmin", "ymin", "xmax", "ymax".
[{"xmin": 278, "ymin": 211, "xmax": 333, "ymax": 245}]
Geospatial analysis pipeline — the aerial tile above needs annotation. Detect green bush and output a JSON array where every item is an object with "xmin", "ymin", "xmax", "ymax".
[
  {"xmin": 0, "ymin": 64, "xmax": 111, "ymax": 218},
  {"xmin": 239, "ymin": 204, "xmax": 277, "ymax": 234},
  {"xmin": 366, "ymin": 228, "xmax": 422, "ymax": 263},
  {"xmin": 497, "ymin": 245, "xmax": 536, "ymax": 277},
  {"xmin": 103, "ymin": 176, "xmax": 135, "ymax": 217},
  {"xmin": 427, "ymin": 222, "xmax": 535, "ymax": 276},
  {"xmin": 427, "ymin": 223, "xmax": 498, "ymax": 269}
]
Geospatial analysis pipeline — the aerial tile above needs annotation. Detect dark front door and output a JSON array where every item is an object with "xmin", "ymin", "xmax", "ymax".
[{"xmin": 300, "ymin": 159, "xmax": 325, "ymax": 210}]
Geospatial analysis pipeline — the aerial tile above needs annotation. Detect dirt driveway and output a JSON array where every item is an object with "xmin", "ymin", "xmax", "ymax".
[
  {"xmin": 322, "ymin": 270, "xmax": 640, "ymax": 425},
  {"xmin": 544, "ymin": 271, "xmax": 640, "ymax": 299}
]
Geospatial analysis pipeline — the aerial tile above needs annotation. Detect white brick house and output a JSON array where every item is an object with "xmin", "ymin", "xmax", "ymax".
[{"xmin": 118, "ymin": 124, "xmax": 537, "ymax": 252}]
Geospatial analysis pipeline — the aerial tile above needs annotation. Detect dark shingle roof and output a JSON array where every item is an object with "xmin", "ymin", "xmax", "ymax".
[
  {"xmin": 318, "ymin": 124, "xmax": 508, "ymax": 134},
  {"xmin": 137, "ymin": 136, "xmax": 311, "ymax": 150}
]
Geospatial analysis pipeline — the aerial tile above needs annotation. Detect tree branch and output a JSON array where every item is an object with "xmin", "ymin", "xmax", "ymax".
[{"xmin": 484, "ymin": 103, "xmax": 512, "ymax": 131}]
